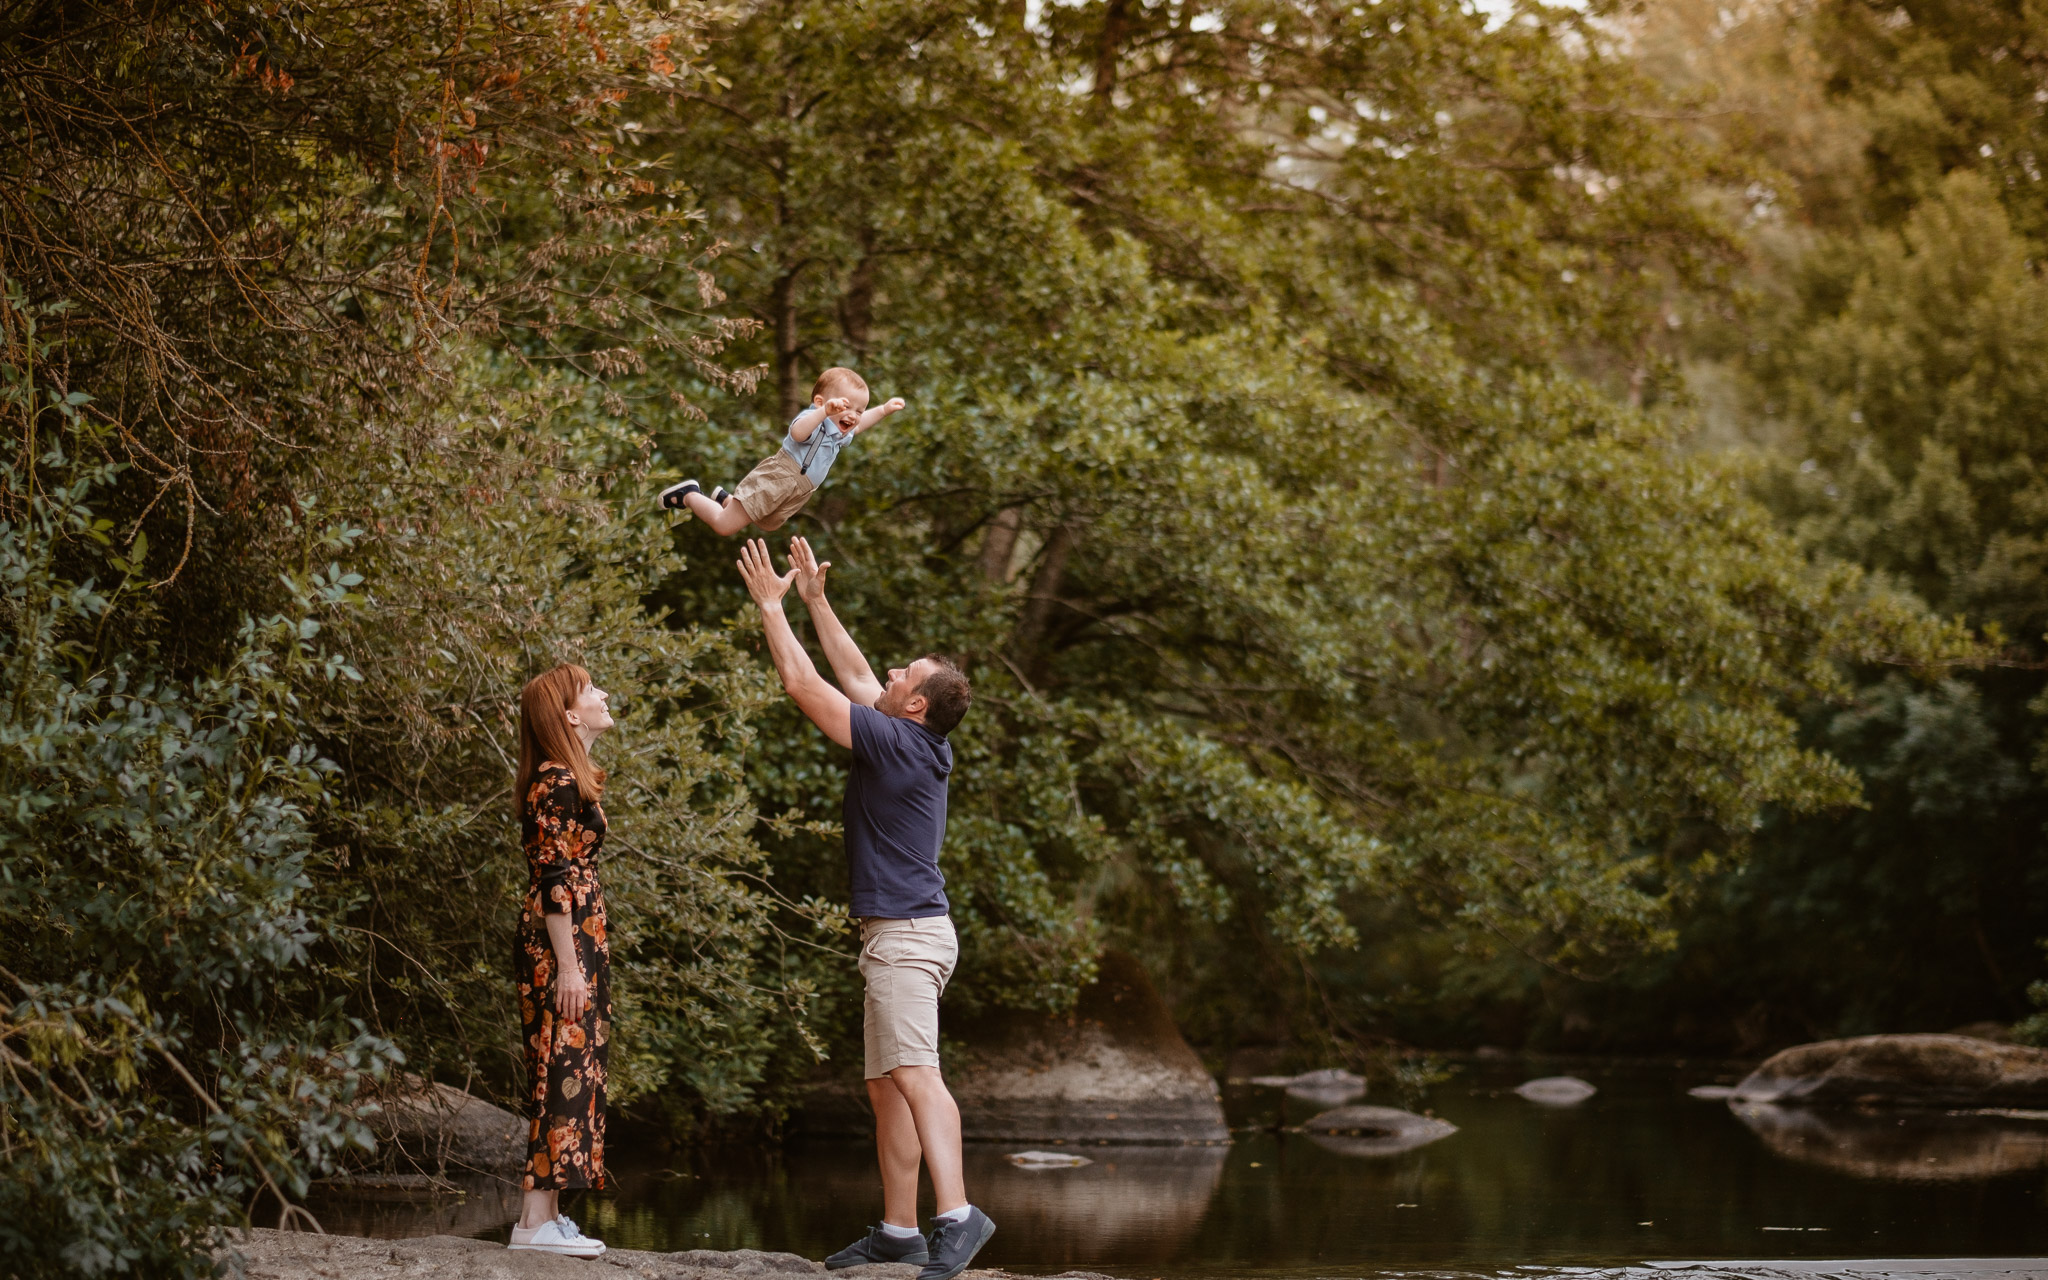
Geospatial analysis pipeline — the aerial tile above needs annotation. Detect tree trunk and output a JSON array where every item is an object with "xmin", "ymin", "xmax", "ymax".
[
  {"xmin": 978, "ymin": 506, "xmax": 1023, "ymax": 582},
  {"xmin": 772, "ymin": 267, "xmax": 803, "ymax": 421},
  {"xmin": 1012, "ymin": 523, "xmax": 1076, "ymax": 679},
  {"xmin": 1094, "ymin": 0, "xmax": 1131, "ymax": 100},
  {"xmin": 839, "ymin": 232, "xmax": 876, "ymax": 355}
]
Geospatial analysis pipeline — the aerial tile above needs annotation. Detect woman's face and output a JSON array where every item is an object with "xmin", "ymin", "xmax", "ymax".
[{"xmin": 565, "ymin": 680, "xmax": 613, "ymax": 744}]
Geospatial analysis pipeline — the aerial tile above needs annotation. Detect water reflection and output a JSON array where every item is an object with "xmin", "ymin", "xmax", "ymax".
[
  {"xmin": 1730, "ymin": 1101, "xmax": 2048, "ymax": 1181},
  {"xmin": 310, "ymin": 1063, "xmax": 2048, "ymax": 1274},
  {"xmin": 964, "ymin": 1144, "xmax": 1226, "ymax": 1265},
  {"xmin": 304, "ymin": 1174, "xmax": 520, "ymax": 1239}
]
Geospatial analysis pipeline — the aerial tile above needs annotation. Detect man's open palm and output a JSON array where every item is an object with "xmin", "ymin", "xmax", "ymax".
[
  {"xmin": 791, "ymin": 537, "xmax": 831, "ymax": 604},
  {"xmin": 737, "ymin": 538, "xmax": 795, "ymax": 606}
]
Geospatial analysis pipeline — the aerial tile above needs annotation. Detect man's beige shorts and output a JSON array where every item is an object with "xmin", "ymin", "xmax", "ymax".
[
  {"xmin": 859, "ymin": 916, "xmax": 958, "ymax": 1079},
  {"xmin": 733, "ymin": 450, "xmax": 815, "ymax": 532}
]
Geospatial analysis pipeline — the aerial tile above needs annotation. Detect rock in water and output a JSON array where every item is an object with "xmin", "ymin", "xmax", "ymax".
[
  {"xmin": 1514, "ymin": 1076, "xmax": 1598, "ymax": 1106},
  {"xmin": 1248, "ymin": 1067, "xmax": 1368, "ymax": 1103},
  {"xmin": 798, "ymin": 950, "xmax": 1229, "ymax": 1143},
  {"xmin": 1007, "ymin": 1149, "xmax": 1094, "ymax": 1168},
  {"xmin": 366, "ymin": 1079, "xmax": 526, "ymax": 1173},
  {"xmin": 1301, "ymin": 1105, "xmax": 1457, "ymax": 1156},
  {"xmin": 1731, "ymin": 1034, "xmax": 2048, "ymax": 1108}
]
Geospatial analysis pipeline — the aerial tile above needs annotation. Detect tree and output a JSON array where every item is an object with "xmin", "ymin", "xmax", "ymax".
[
  {"xmin": 1612, "ymin": 0, "xmax": 2048, "ymax": 1048},
  {"xmin": 633, "ymin": 0, "xmax": 1960, "ymax": 1050}
]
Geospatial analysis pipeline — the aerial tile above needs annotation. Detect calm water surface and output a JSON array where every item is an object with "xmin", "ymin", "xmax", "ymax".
[{"xmin": 311, "ymin": 1060, "xmax": 2048, "ymax": 1276}]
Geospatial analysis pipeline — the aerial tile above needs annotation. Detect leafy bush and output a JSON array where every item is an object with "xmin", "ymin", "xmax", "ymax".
[
  {"xmin": 301, "ymin": 360, "xmax": 835, "ymax": 1126},
  {"xmin": 0, "ymin": 318, "xmax": 396, "ymax": 1277}
]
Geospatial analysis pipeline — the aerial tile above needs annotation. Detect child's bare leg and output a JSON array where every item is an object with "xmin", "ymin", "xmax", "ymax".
[{"xmin": 683, "ymin": 489, "xmax": 754, "ymax": 535}]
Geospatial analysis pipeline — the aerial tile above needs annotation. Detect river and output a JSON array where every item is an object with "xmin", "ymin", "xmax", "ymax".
[{"xmin": 306, "ymin": 1058, "xmax": 2048, "ymax": 1276}]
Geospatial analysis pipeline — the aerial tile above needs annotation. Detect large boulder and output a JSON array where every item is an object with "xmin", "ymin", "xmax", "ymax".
[
  {"xmin": 797, "ymin": 951, "xmax": 1229, "ymax": 1143},
  {"xmin": 1731, "ymin": 1034, "xmax": 2048, "ymax": 1108},
  {"xmin": 221, "ymin": 1231, "xmax": 1120, "ymax": 1280},
  {"xmin": 366, "ymin": 1080, "xmax": 527, "ymax": 1174}
]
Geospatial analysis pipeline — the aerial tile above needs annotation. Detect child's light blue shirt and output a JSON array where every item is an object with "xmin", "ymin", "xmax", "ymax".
[{"xmin": 780, "ymin": 409, "xmax": 851, "ymax": 487}]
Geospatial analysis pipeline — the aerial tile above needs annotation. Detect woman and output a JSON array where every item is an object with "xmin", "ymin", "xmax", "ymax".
[{"xmin": 508, "ymin": 664, "xmax": 614, "ymax": 1258}]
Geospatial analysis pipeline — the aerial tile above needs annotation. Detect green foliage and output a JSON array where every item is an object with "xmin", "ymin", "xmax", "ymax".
[
  {"xmin": 303, "ymin": 362, "xmax": 834, "ymax": 1124},
  {"xmin": 0, "ymin": 326, "xmax": 397, "ymax": 1275},
  {"xmin": 6, "ymin": 2, "xmax": 2028, "ymax": 1267},
  {"xmin": 2, "ymin": 0, "xmax": 730, "ymax": 661},
  {"xmin": 635, "ymin": 0, "xmax": 1961, "ymax": 1049},
  {"xmin": 1613, "ymin": 0, "xmax": 2048, "ymax": 1049}
]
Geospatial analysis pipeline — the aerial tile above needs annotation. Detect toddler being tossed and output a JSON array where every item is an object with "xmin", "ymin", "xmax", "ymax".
[{"xmin": 660, "ymin": 367, "xmax": 904, "ymax": 534}]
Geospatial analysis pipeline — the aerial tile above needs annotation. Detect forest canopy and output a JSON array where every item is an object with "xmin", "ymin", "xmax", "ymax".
[{"xmin": 0, "ymin": 0, "xmax": 2032, "ymax": 1273}]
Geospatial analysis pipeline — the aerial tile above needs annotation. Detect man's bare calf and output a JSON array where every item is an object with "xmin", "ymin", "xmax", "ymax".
[{"xmin": 867, "ymin": 1066, "xmax": 967, "ymax": 1229}]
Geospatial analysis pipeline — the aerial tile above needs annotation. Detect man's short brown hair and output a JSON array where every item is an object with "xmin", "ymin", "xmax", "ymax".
[
  {"xmin": 915, "ymin": 656, "xmax": 971, "ymax": 736},
  {"xmin": 812, "ymin": 367, "xmax": 868, "ymax": 401}
]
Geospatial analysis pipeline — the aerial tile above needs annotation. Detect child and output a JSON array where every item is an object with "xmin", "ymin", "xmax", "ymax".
[{"xmin": 661, "ymin": 367, "xmax": 905, "ymax": 534}]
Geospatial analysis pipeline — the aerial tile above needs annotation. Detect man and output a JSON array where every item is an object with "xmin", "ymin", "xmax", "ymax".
[{"xmin": 734, "ymin": 537, "xmax": 995, "ymax": 1280}]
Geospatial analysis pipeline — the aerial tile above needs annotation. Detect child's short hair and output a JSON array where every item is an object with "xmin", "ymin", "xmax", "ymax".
[{"xmin": 812, "ymin": 367, "xmax": 868, "ymax": 401}]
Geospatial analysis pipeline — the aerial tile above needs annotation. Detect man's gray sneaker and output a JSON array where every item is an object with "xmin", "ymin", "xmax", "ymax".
[
  {"xmin": 917, "ymin": 1208, "xmax": 994, "ymax": 1280},
  {"xmin": 826, "ymin": 1225, "xmax": 929, "ymax": 1270}
]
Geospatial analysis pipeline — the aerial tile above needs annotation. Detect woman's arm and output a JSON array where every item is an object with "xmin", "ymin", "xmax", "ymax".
[
  {"xmin": 546, "ymin": 913, "xmax": 590, "ymax": 1022},
  {"xmin": 529, "ymin": 768, "xmax": 593, "ymax": 1021}
]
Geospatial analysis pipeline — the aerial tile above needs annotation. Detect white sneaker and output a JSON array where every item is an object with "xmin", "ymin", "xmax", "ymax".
[
  {"xmin": 509, "ymin": 1216, "xmax": 606, "ymax": 1257},
  {"xmin": 556, "ymin": 1214, "xmax": 599, "ymax": 1245}
]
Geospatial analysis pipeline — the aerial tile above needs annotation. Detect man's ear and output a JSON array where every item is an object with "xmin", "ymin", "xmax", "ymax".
[{"xmin": 905, "ymin": 692, "xmax": 929, "ymax": 720}]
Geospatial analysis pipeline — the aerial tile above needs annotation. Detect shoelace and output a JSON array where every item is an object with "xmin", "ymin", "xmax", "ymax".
[{"xmin": 555, "ymin": 1214, "xmax": 588, "ymax": 1241}]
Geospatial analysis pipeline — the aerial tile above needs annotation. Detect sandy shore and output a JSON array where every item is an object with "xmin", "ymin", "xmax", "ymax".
[{"xmin": 220, "ymin": 1229, "xmax": 1109, "ymax": 1280}]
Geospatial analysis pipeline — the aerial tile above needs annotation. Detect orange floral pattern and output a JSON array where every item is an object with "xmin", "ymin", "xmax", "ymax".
[{"xmin": 516, "ymin": 761, "xmax": 610, "ymax": 1191}]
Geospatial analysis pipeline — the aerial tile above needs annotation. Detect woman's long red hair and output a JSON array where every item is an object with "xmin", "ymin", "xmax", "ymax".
[{"xmin": 516, "ymin": 663, "xmax": 606, "ymax": 815}]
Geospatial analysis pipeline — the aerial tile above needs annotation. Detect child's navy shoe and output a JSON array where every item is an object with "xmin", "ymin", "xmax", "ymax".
[
  {"xmin": 659, "ymin": 479, "xmax": 701, "ymax": 511},
  {"xmin": 711, "ymin": 485, "xmax": 733, "ymax": 506}
]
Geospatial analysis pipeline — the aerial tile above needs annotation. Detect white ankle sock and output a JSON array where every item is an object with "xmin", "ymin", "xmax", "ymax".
[
  {"xmin": 879, "ymin": 1222, "xmax": 922, "ymax": 1239},
  {"xmin": 933, "ymin": 1205, "xmax": 973, "ymax": 1226}
]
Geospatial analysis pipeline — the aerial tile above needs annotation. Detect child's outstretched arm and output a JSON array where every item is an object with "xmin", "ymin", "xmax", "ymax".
[
  {"xmin": 851, "ymin": 396, "xmax": 906, "ymax": 436},
  {"xmin": 787, "ymin": 400, "xmax": 832, "ymax": 443}
]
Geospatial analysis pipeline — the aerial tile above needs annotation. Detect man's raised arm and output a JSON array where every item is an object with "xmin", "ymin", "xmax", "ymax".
[
  {"xmin": 789, "ymin": 537, "xmax": 883, "ymax": 707},
  {"xmin": 736, "ymin": 539, "xmax": 852, "ymax": 747}
]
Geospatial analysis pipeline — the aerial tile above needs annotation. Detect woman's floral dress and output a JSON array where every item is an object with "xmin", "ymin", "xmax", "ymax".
[{"xmin": 516, "ymin": 761, "xmax": 610, "ymax": 1191}]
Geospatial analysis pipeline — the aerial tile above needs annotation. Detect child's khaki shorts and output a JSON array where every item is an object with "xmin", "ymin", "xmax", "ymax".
[
  {"xmin": 733, "ymin": 450, "xmax": 815, "ymax": 531},
  {"xmin": 858, "ymin": 916, "xmax": 958, "ymax": 1079}
]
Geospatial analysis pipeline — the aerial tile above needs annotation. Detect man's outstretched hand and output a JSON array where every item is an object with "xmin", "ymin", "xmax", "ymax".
[
  {"xmin": 737, "ymin": 538, "xmax": 795, "ymax": 608},
  {"xmin": 790, "ymin": 537, "xmax": 831, "ymax": 605}
]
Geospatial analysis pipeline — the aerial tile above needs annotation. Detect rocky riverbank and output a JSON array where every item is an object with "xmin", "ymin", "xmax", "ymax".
[{"xmin": 222, "ymin": 1230, "xmax": 1110, "ymax": 1280}]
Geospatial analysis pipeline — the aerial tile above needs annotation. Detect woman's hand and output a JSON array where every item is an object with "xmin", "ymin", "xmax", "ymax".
[
  {"xmin": 544, "ymin": 910, "xmax": 591, "ymax": 1022},
  {"xmin": 555, "ymin": 965, "xmax": 591, "ymax": 1023}
]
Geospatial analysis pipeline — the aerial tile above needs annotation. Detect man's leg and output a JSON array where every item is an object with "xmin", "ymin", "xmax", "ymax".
[
  {"xmin": 865, "ymin": 1075, "xmax": 927, "ymax": 1228},
  {"xmin": 884, "ymin": 1066, "xmax": 966, "ymax": 1214}
]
